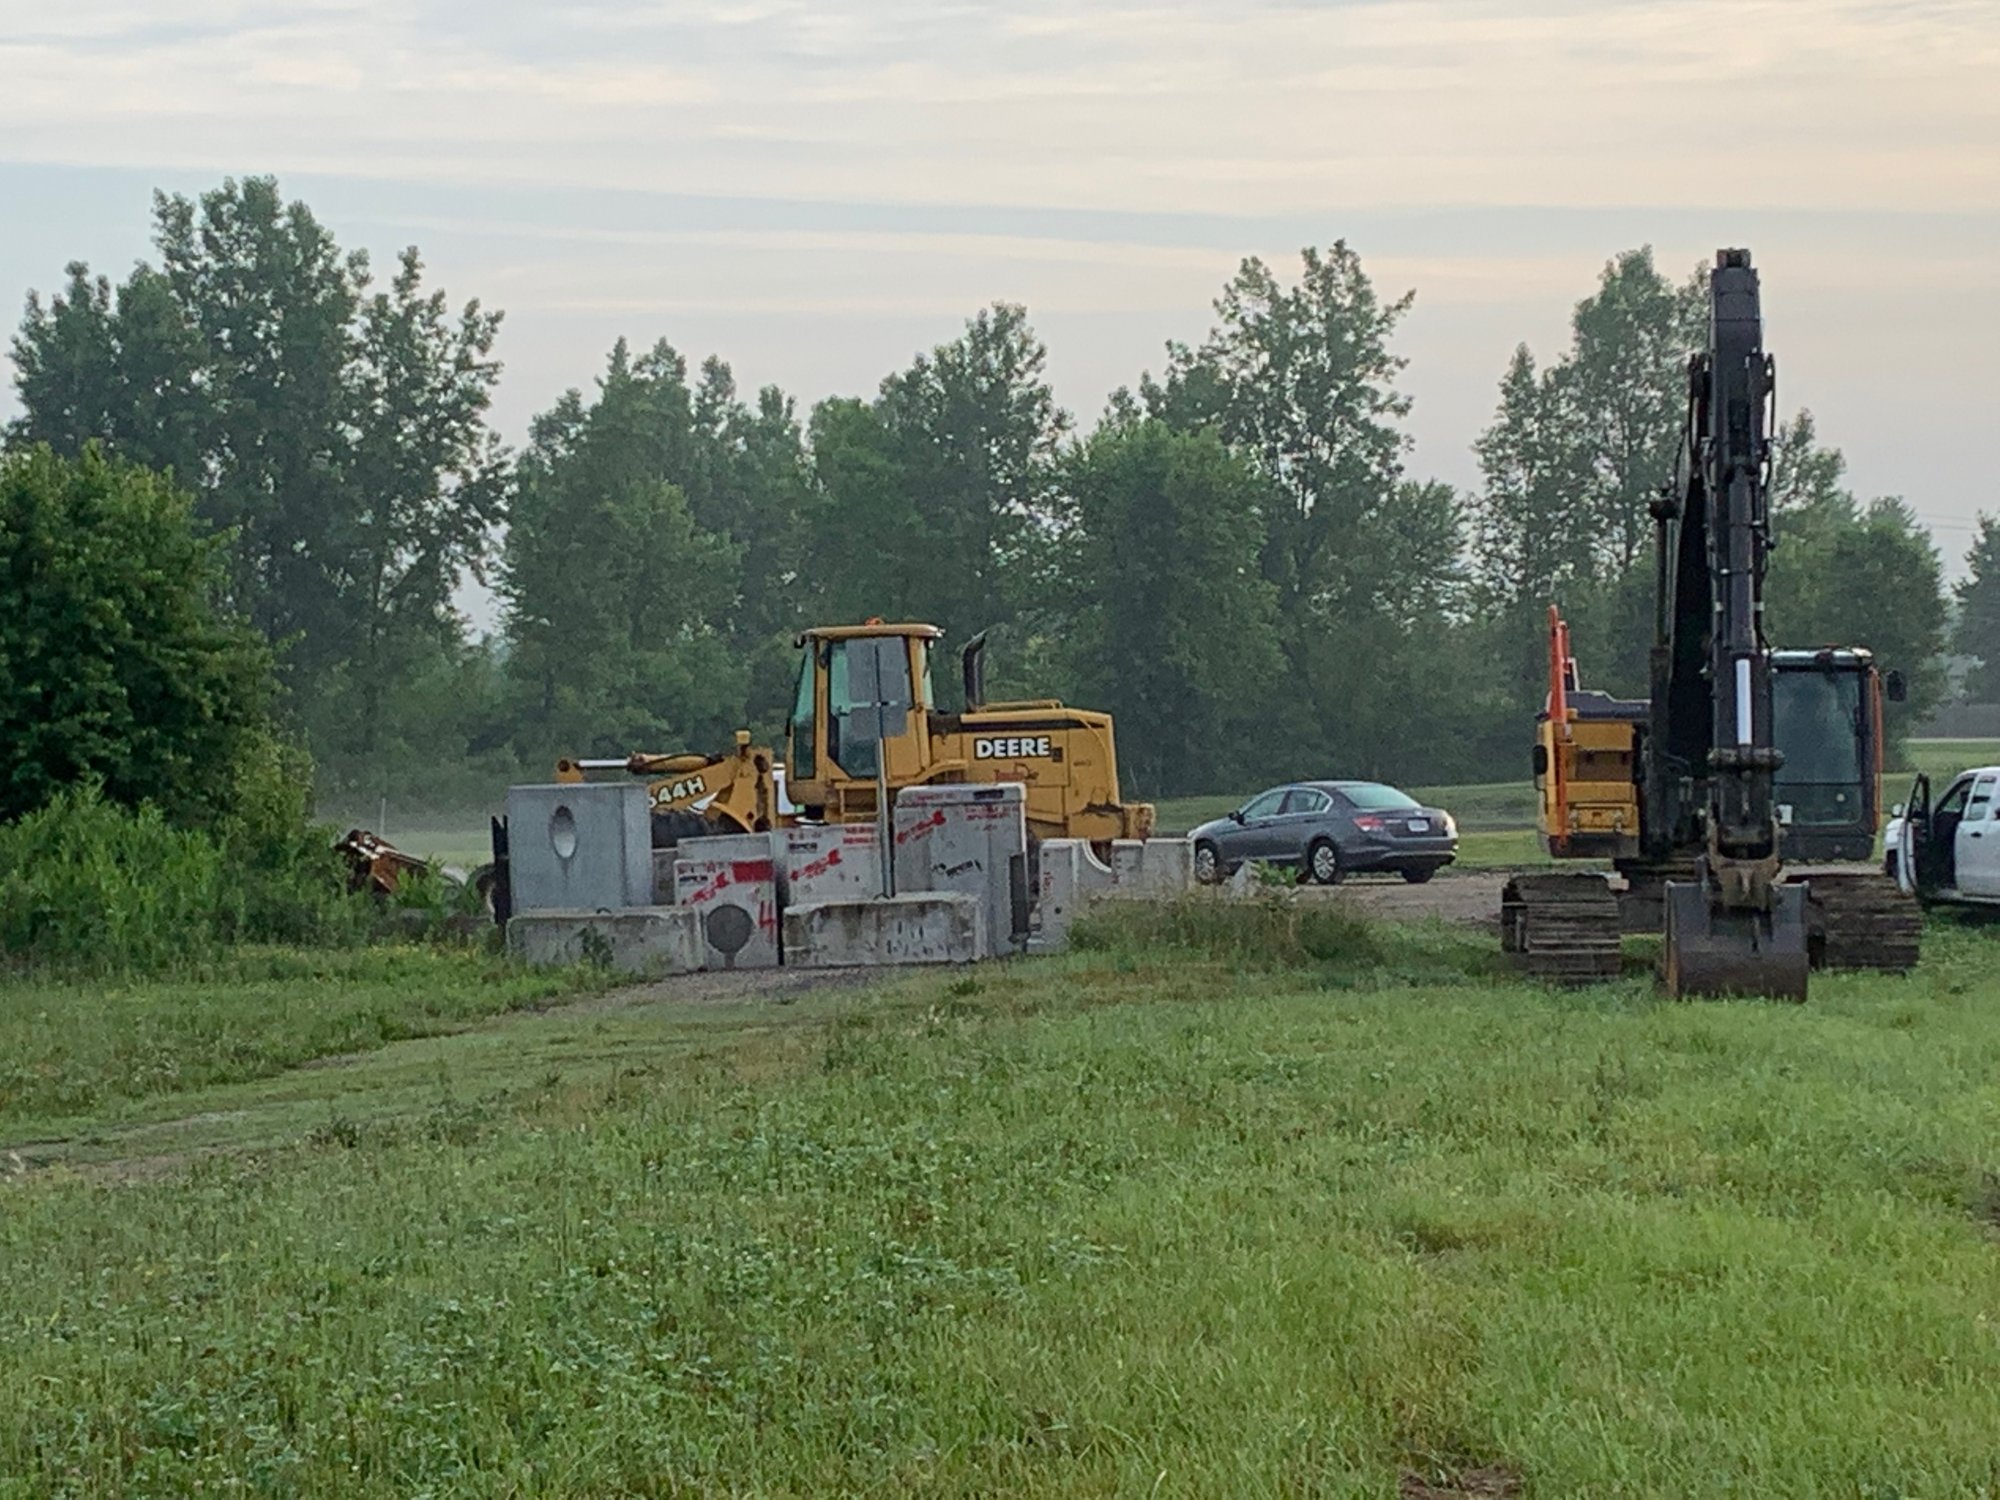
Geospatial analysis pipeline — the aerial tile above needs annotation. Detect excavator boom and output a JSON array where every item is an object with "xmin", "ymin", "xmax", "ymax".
[{"xmin": 1656, "ymin": 250, "xmax": 1809, "ymax": 999}]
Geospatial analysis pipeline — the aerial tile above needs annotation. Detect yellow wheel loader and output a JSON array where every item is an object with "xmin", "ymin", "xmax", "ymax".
[{"xmin": 553, "ymin": 621, "xmax": 1155, "ymax": 850}]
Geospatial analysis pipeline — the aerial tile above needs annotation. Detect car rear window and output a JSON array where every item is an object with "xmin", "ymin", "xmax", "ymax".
[{"xmin": 1342, "ymin": 783, "xmax": 1420, "ymax": 811}]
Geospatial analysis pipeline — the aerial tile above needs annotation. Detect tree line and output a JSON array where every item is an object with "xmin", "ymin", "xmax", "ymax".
[{"xmin": 5, "ymin": 178, "xmax": 1973, "ymax": 808}]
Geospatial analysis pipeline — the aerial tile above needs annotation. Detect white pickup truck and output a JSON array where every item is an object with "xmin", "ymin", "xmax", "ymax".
[{"xmin": 1887, "ymin": 765, "xmax": 2000, "ymax": 905}]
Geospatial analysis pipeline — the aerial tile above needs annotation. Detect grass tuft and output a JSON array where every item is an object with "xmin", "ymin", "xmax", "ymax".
[{"xmin": 1072, "ymin": 890, "xmax": 1384, "ymax": 969}]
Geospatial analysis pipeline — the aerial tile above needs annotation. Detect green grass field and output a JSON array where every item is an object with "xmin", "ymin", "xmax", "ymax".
[{"xmin": 7, "ymin": 908, "xmax": 2000, "ymax": 1495}]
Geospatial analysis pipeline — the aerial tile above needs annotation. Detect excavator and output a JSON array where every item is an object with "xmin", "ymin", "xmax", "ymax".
[
  {"xmin": 550, "ymin": 621, "xmax": 1155, "ymax": 850},
  {"xmin": 1504, "ymin": 250, "xmax": 1922, "ymax": 998}
]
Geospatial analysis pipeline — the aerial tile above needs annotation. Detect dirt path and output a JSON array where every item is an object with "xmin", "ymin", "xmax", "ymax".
[{"xmin": 1309, "ymin": 868, "xmax": 1513, "ymax": 927}]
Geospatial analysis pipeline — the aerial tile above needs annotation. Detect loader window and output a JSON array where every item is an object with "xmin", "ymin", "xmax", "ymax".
[
  {"xmin": 824, "ymin": 641, "xmax": 894, "ymax": 778},
  {"xmin": 789, "ymin": 649, "xmax": 817, "ymax": 782}
]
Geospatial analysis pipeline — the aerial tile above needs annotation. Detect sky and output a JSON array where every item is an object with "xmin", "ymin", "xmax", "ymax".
[{"xmin": 3, "ymin": 0, "xmax": 1996, "ymax": 627}]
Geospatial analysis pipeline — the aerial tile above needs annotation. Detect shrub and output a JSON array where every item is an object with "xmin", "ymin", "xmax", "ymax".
[
  {"xmin": 0, "ymin": 781, "xmax": 366, "ymax": 974},
  {"xmin": 0, "ymin": 786, "xmax": 230, "ymax": 971}
]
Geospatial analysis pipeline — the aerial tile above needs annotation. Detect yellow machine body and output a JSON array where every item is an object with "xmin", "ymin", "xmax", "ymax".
[
  {"xmin": 558, "ymin": 622, "xmax": 1154, "ymax": 846},
  {"xmin": 1535, "ymin": 710, "xmax": 1643, "ymax": 861}
]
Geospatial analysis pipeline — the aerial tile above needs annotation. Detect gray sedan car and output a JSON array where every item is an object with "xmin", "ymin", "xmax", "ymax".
[{"xmin": 1190, "ymin": 780, "xmax": 1458, "ymax": 886}]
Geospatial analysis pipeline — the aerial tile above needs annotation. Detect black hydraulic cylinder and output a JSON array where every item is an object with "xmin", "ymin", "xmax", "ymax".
[{"xmin": 1703, "ymin": 250, "xmax": 1778, "ymax": 861}]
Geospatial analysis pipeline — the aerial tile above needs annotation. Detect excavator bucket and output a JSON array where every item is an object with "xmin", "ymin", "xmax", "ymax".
[{"xmin": 1663, "ymin": 880, "xmax": 1810, "ymax": 1002}]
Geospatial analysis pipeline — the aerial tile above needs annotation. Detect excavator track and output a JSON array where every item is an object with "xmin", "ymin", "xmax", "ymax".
[
  {"xmin": 1794, "ymin": 868, "xmax": 1922, "ymax": 974},
  {"xmin": 1501, "ymin": 873, "xmax": 1622, "ymax": 984}
]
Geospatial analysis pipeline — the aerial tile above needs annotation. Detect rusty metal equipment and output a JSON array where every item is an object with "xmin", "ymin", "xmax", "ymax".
[{"xmin": 334, "ymin": 829, "xmax": 430, "ymax": 897}]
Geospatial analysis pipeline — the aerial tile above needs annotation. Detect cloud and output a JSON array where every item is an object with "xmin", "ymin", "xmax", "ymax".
[{"xmin": 2, "ymin": 0, "xmax": 1993, "ymax": 213}]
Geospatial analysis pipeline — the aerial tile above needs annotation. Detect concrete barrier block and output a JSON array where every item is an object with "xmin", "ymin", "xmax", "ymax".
[
  {"xmin": 1030, "ymin": 839, "xmax": 1114, "ymax": 953},
  {"xmin": 1110, "ymin": 837, "xmax": 1196, "ymax": 896},
  {"xmin": 506, "ymin": 906, "xmax": 703, "ymax": 977},
  {"xmin": 893, "ymin": 784, "xmax": 1029, "ymax": 958},
  {"xmin": 783, "ymin": 893, "xmax": 986, "ymax": 969},
  {"xmin": 506, "ymin": 783, "xmax": 653, "ymax": 914},
  {"xmin": 674, "ymin": 839, "xmax": 781, "ymax": 970},
  {"xmin": 651, "ymin": 831, "xmax": 785, "ymax": 903},
  {"xmin": 784, "ymin": 823, "xmax": 884, "ymax": 904}
]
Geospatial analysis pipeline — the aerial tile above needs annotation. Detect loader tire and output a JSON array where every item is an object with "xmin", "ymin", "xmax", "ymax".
[{"xmin": 651, "ymin": 809, "xmax": 719, "ymax": 852}]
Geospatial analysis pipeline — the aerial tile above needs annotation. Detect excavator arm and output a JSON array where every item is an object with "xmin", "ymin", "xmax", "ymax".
[{"xmin": 1654, "ymin": 250, "xmax": 1809, "ymax": 999}]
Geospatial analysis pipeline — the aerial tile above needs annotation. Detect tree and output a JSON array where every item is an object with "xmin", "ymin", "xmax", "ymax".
[
  {"xmin": 1466, "ymin": 247, "xmax": 1707, "ymax": 702},
  {"xmin": 1146, "ymin": 246, "xmax": 1414, "ymax": 617},
  {"xmin": 1763, "ymin": 417, "xmax": 1949, "ymax": 736},
  {"xmin": 879, "ymin": 303, "xmax": 1068, "ymax": 647},
  {"xmin": 1956, "ymin": 515, "xmax": 2000, "ymax": 703},
  {"xmin": 331, "ymin": 248, "xmax": 506, "ymax": 759},
  {"xmin": 681, "ymin": 359, "xmax": 815, "ymax": 728},
  {"xmin": 9, "ymin": 177, "xmax": 505, "ymax": 782},
  {"xmin": 1055, "ymin": 421, "xmax": 1281, "ymax": 794},
  {"xmin": 501, "ymin": 341, "xmax": 747, "ymax": 760},
  {"xmin": 1470, "ymin": 346, "xmax": 1592, "ymax": 609},
  {"xmin": 799, "ymin": 305, "xmax": 1069, "ymax": 699},
  {"xmin": 1561, "ymin": 248, "xmax": 1706, "ymax": 575},
  {"xmin": 1138, "ymin": 246, "xmax": 1474, "ymax": 776},
  {"xmin": 804, "ymin": 396, "xmax": 929, "ymax": 627},
  {"xmin": 0, "ymin": 447, "xmax": 275, "ymax": 827}
]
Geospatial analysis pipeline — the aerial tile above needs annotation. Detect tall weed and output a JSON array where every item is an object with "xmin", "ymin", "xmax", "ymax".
[
  {"xmin": 0, "ymin": 781, "xmax": 363, "ymax": 973},
  {"xmin": 0, "ymin": 787, "xmax": 229, "ymax": 970},
  {"xmin": 1072, "ymin": 890, "xmax": 1384, "ymax": 969}
]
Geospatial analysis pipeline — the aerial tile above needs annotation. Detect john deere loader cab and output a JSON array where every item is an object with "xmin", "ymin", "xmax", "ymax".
[
  {"xmin": 785, "ymin": 623, "xmax": 937, "ymax": 818},
  {"xmin": 783, "ymin": 621, "xmax": 1153, "ymax": 844}
]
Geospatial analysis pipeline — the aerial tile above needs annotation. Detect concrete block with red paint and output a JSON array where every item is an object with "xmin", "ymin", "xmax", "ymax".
[
  {"xmin": 783, "ymin": 823, "xmax": 883, "ymax": 904},
  {"xmin": 673, "ymin": 833, "xmax": 782, "ymax": 970},
  {"xmin": 892, "ymin": 784, "xmax": 1029, "ymax": 958}
]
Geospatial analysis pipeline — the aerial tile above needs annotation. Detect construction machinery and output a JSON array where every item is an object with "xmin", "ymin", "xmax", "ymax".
[
  {"xmin": 334, "ymin": 828, "xmax": 430, "ymax": 897},
  {"xmin": 1505, "ymin": 250, "xmax": 1921, "ymax": 998},
  {"xmin": 553, "ymin": 621, "xmax": 1155, "ymax": 850}
]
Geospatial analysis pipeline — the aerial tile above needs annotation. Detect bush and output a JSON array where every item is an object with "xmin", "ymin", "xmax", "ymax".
[
  {"xmin": 0, "ymin": 787, "xmax": 230, "ymax": 971},
  {"xmin": 0, "ymin": 783, "xmax": 363, "ymax": 974},
  {"xmin": 214, "ymin": 737, "xmax": 361, "ymax": 946},
  {"xmin": 0, "ymin": 446, "xmax": 275, "ymax": 830}
]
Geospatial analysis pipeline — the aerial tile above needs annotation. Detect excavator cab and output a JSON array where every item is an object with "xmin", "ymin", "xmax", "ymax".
[{"xmin": 1769, "ymin": 651, "xmax": 1892, "ymax": 863}]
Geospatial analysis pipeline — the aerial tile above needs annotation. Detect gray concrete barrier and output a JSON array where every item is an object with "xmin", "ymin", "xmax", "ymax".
[
  {"xmin": 674, "ymin": 833, "xmax": 783, "ymax": 969},
  {"xmin": 506, "ymin": 906, "xmax": 704, "ymax": 977},
  {"xmin": 784, "ymin": 893, "xmax": 985, "ymax": 969}
]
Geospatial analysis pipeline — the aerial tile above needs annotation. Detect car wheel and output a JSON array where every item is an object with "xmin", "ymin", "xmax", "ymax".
[
  {"xmin": 1194, "ymin": 840, "xmax": 1222, "ymax": 885},
  {"xmin": 1402, "ymin": 866, "xmax": 1436, "ymax": 885},
  {"xmin": 1307, "ymin": 839, "xmax": 1343, "ymax": 886}
]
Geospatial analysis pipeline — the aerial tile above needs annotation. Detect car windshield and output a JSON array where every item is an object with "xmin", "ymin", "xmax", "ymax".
[{"xmin": 1341, "ymin": 783, "xmax": 1420, "ymax": 811}]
